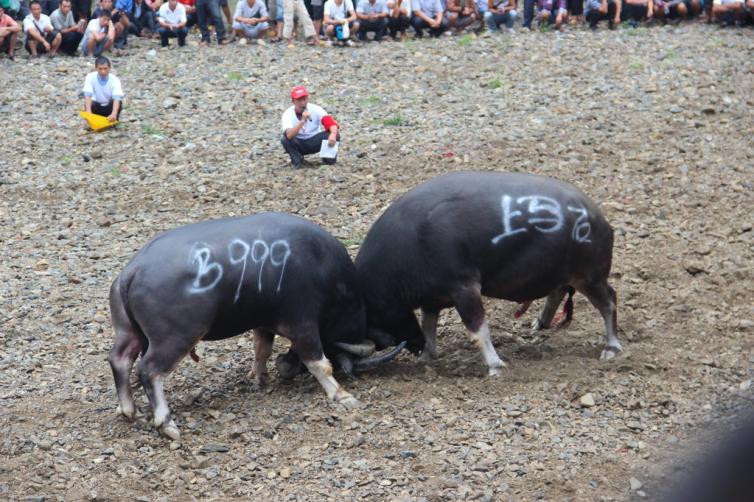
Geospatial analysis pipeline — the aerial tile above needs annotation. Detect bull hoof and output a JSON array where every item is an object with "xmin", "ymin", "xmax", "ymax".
[
  {"xmin": 116, "ymin": 404, "xmax": 135, "ymax": 420},
  {"xmin": 600, "ymin": 346, "xmax": 622, "ymax": 360},
  {"xmin": 159, "ymin": 420, "xmax": 181, "ymax": 441},
  {"xmin": 488, "ymin": 359, "xmax": 507, "ymax": 377},
  {"xmin": 336, "ymin": 393, "xmax": 360, "ymax": 410}
]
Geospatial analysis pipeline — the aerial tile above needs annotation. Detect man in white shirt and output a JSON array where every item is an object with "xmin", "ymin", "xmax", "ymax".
[
  {"xmin": 356, "ymin": 0, "xmax": 388, "ymax": 41},
  {"xmin": 157, "ymin": 0, "xmax": 188, "ymax": 46},
  {"xmin": 23, "ymin": 0, "xmax": 62, "ymax": 56},
  {"xmin": 82, "ymin": 56, "xmax": 125, "ymax": 122},
  {"xmin": 323, "ymin": 0, "xmax": 358, "ymax": 44},
  {"xmin": 232, "ymin": 0, "xmax": 270, "ymax": 39},
  {"xmin": 81, "ymin": 9, "xmax": 115, "ymax": 56},
  {"xmin": 280, "ymin": 86, "xmax": 340, "ymax": 169},
  {"xmin": 50, "ymin": 0, "xmax": 85, "ymax": 55}
]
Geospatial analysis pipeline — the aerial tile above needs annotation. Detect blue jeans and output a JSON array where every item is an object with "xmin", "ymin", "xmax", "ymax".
[
  {"xmin": 523, "ymin": 0, "xmax": 535, "ymax": 27},
  {"xmin": 196, "ymin": 0, "xmax": 226, "ymax": 42},
  {"xmin": 485, "ymin": 9, "xmax": 517, "ymax": 30}
]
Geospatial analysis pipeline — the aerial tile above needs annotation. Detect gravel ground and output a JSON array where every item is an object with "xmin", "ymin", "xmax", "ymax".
[{"xmin": 0, "ymin": 23, "xmax": 753, "ymax": 501}]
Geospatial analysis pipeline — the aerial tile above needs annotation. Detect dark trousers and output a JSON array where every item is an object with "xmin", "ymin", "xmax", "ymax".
[
  {"xmin": 186, "ymin": 12, "xmax": 198, "ymax": 28},
  {"xmin": 129, "ymin": 9, "xmax": 157, "ymax": 35},
  {"xmin": 586, "ymin": 2, "xmax": 617, "ymax": 26},
  {"xmin": 523, "ymin": 0, "xmax": 535, "ymax": 27},
  {"xmin": 60, "ymin": 31, "xmax": 83, "ymax": 55},
  {"xmin": 25, "ymin": 31, "xmax": 57, "ymax": 53},
  {"xmin": 39, "ymin": 0, "xmax": 59, "ymax": 14},
  {"xmin": 73, "ymin": 0, "xmax": 90, "ymax": 21},
  {"xmin": 158, "ymin": 26, "xmax": 188, "ymax": 46},
  {"xmin": 357, "ymin": 18, "xmax": 387, "ymax": 41},
  {"xmin": 196, "ymin": 0, "xmax": 226, "ymax": 42},
  {"xmin": 92, "ymin": 100, "xmax": 122, "ymax": 119},
  {"xmin": 281, "ymin": 131, "xmax": 338, "ymax": 167},
  {"xmin": 410, "ymin": 14, "xmax": 448, "ymax": 36},
  {"xmin": 567, "ymin": 0, "xmax": 583, "ymax": 15},
  {"xmin": 621, "ymin": 3, "xmax": 648, "ymax": 20},
  {"xmin": 387, "ymin": 14, "xmax": 410, "ymax": 37}
]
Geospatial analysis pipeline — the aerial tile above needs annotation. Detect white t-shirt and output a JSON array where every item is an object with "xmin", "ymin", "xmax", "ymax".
[
  {"xmin": 83, "ymin": 71, "xmax": 125, "ymax": 106},
  {"xmin": 281, "ymin": 103, "xmax": 328, "ymax": 140},
  {"xmin": 324, "ymin": 0, "xmax": 355, "ymax": 20},
  {"xmin": 234, "ymin": 0, "xmax": 268, "ymax": 20},
  {"xmin": 158, "ymin": 2, "xmax": 188, "ymax": 25},
  {"xmin": 23, "ymin": 13, "xmax": 52, "ymax": 37}
]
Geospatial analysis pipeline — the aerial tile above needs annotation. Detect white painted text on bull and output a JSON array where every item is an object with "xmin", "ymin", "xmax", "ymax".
[{"xmin": 491, "ymin": 195, "xmax": 592, "ymax": 244}]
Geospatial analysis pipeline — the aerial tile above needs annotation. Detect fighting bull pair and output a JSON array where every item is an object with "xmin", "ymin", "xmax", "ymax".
[{"xmin": 109, "ymin": 171, "xmax": 622, "ymax": 439}]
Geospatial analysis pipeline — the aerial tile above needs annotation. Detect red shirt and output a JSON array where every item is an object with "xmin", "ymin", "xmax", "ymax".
[
  {"xmin": 0, "ymin": 13, "xmax": 16, "ymax": 27},
  {"xmin": 178, "ymin": 0, "xmax": 195, "ymax": 6}
]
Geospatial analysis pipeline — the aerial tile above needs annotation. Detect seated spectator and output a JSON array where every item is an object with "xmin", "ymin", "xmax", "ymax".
[
  {"xmin": 157, "ymin": 0, "xmax": 187, "ymax": 45},
  {"xmin": 410, "ymin": 0, "xmax": 448, "ymax": 36},
  {"xmin": 196, "ymin": 0, "xmax": 227, "ymax": 45},
  {"xmin": 386, "ymin": 0, "xmax": 410, "ymax": 39},
  {"xmin": 93, "ymin": 0, "xmax": 129, "ymax": 48},
  {"xmin": 536, "ymin": 0, "xmax": 568, "ymax": 28},
  {"xmin": 709, "ymin": 0, "xmax": 744, "ymax": 24},
  {"xmin": 177, "ymin": 0, "xmax": 197, "ymax": 26},
  {"xmin": 484, "ymin": 0, "xmax": 517, "ymax": 32},
  {"xmin": 81, "ymin": 9, "xmax": 115, "ymax": 56},
  {"xmin": 0, "ymin": 5, "xmax": 21, "ymax": 60},
  {"xmin": 129, "ymin": 0, "xmax": 158, "ymax": 37},
  {"xmin": 50, "ymin": 0, "xmax": 85, "ymax": 54},
  {"xmin": 23, "ymin": 0, "xmax": 61, "ymax": 56},
  {"xmin": 584, "ymin": 0, "xmax": 619, "ymax": 27},
  {"xmin": 445, "ymin": 0, "xmax": 479, "ymax": 32},
  {"xmin": 621, "ymin": 0, "xmax": 653, "ymax": 24},
  {"xmin": 83, "ymin": 55, "xmax": 124, "ymax": 122},
  {"xmin": 323, "ymin": 0, "xmax": 358, "ymax": 45},
  {"xmin": 113, "ymin": 0, "xmax": 133, "ymax": 45},
  {"xmin": 232, "ymin": 0, "xmax": 270, "ymax": 39},
  {"xmin": 356, "ymin": 0, "xmax": 388, "ymax": 41},
  {"xmin": 281, "ymin": 86, "xmax": 340, "ymax": 168},
  {"xmin": 282, "ymin": 0, "xmax": 317, "ymax": 46}
]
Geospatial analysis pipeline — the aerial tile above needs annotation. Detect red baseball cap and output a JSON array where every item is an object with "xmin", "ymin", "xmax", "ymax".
[{"xmin": 291, "ymin": 86, "xmax": 309, "ymax": 99}]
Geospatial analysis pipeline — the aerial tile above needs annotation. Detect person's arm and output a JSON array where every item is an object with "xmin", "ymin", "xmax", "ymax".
[
  {"xmin": 109, "ymin": 100, "xmax": 120, "ymax": 122},
  {"xmin": 85, "ymin": 95, "xmax": 93, "ymax": 112},
  {"xmin": 356, "ymin": 5, "xmax": 369, "ymax": 19},
  {"xmin": 5, "ymin": 19, "xmax": 21, "ymax": 33},
  {"xmin": 507, "ymin": 0, "xmax": 516, "ymax": 12},
  {"xmin": 376, "ymin": 3, "xmax": 388, "ymax": 17},
  {"xmin": 83, "ymin": 76, "xmax": 94, "ymax": 113},
  {"xmin": 646, "ymin": 0, "xmax": 653, "ymax": 17},
  {"xmin": 178, "ymin": 7, "xmax": 187, "ymax": 26},
  {"xmin": 109, "ymin": 78, "xmax": 124, "ymax": 122},
  {"xmin": 284, "ymin": 110, "xmax": 311, "ymax": 140},
  {"xmin": 345, "ymin": 0, "xmax": 357, "ymax": 21},
  {"xmin": 326, "ymin": 122, "xmax": 338, "ymax": 147},
  {"xmin": 107, "ymin": 19, "xmax": 115, "ymax": 38}
]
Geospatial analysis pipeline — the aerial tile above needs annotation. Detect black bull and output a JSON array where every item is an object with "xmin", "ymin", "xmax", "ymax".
[
  {"xmin": 108, "ymin": 212, "xmax": 403, "ymax": 440},
  {"xmin": 280, "ymin": 171, "xmax": 622, "ymax": 377}
]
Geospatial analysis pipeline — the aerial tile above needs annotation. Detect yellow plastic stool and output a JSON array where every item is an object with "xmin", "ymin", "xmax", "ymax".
[{"xmin": 79, "ymin": 111, "xmax": 119, "ymax": 132}]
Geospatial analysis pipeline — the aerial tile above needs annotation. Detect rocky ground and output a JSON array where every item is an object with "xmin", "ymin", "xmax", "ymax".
[{"xmin": 1, "ymin": 22, "xmax": 753, "ymax": 501}]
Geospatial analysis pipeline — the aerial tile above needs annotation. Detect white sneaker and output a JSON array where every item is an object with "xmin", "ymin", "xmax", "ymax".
[{"xmin": 345, "ymin": 39, "xmax": 355, "ymax": 47}]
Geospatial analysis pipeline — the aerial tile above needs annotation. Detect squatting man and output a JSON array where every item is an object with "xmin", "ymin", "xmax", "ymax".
[{"xmin": 280, "ymin": 85, "xmax": 340, "ymax": 169}]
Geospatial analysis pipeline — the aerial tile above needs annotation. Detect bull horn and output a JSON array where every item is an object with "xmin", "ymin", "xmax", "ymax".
[
  {"xmin": 334, "ymin": 339, "xmax": 376, "ymax": 357},
  {"xmin": 353, "ymin": 341, "xmax": 407, "ymax": 373}
]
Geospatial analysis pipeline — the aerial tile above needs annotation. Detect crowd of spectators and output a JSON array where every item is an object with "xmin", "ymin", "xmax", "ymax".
[{"xmin": 0, "ymin": 0, "xmax": 751, "ymax": 59}]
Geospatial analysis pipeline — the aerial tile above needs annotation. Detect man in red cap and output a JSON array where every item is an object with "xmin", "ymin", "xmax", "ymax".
[{"xmin": 281, "ymin": 85, "xmax": 340, "ymax": 169}]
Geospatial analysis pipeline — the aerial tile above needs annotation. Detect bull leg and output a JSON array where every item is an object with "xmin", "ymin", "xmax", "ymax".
[
  {"xmin": 289, "ymin": 324, "xmax": 359, "ymax": 409},
  {"xmin": 418, "ymin": 309, "xmax": 439, "ymax": 363},
  {"xmin": 137, "ymin": 335, "xmax": 200, "ymax": 441},
  {"xmin": 252, "ymin": 328, "xmax": 274, "ymax": 387},
  {"xmin": 578, "ymin": 281, "xmax": 622, "ymax": 360},
  {"xmin": 452, "ymin": 285, "xmax": 506, "ymax": 377},
  {"xmin": 532, "ymin": 286, "xmax": 570, "ymax": 331},
  {"xmin": 108, "ymin": 280, "xmax": 146, "ymax": 420}
]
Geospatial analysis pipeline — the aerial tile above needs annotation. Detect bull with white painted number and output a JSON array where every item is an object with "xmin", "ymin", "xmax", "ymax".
[
  {"xmin": 108, "ymin": 212, "xmax": 403, "ymax": 440},
  {"xmin": 355, "ymin": 171, "xmax": 622, "ymax": 377}
]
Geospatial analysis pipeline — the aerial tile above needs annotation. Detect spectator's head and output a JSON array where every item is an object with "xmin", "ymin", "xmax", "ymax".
[
  {"xmin": 100, "ymin": 0, "xmax": 114, "ymax": 10},
  {"xmin": 60, "ymin": 0, "xmax": 72, "ymax": 15},
  {"xmin": 168, "ymin": 0, "xmax": 178, "ymax": 8},
  {"xmin": 30, "ymin": 1, "xmax": 42, "ymax": 17},
  {"xmin": 95, "ymin": 56, "xmax": 111, "ymax": 78},
  {"xmin": 98, "ymin": 9, "xmax": 111, "ymax": 26},
  {"xmin": 246, "ymin": 0, "xmax": 256, "ymax": 6},
  {"xmin": 290, "ymin": 86, "xmax": 309, "ymax": 112}
]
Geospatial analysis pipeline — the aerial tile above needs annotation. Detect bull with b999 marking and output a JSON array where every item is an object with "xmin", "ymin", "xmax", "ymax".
[
  {"xmin": 355, "ymin": 171, "xmax": 622, "ymax": 376},
  {"xmin": 109, "ymin": 212, "xmax": 403, "ymax": 440}
]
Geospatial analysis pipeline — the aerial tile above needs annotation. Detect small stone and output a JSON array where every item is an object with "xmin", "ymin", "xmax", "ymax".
[
  {"xmin": 279, "ymin": 468, "xmax": 291, "ymax": 479},
  {"xmin": 579, "ymin": 393, "xmax": 596, "ymax": 408},
  {"xmin": 163, "ymin": 97, "xmax": 179, "ymax": 110},
  {"xmin": 630, "ymin": 477, "xmax": 643, "ymax": 491},
  {"xmin": 37, "ymin": 440, "xmax": 53, "ymax": 450},
  {"xmin": 200, "ymin": 444, "xmax": 229, "ymax": 453}
]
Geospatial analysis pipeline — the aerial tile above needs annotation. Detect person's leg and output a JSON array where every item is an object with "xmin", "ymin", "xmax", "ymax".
[
  {"xmin": 220, "ymin": 0, "xmax": 232, "ymax": 25},
  {"xmin": 523, "ymin": 0, "xmax": 536, "ymax": 26},
  {"xmin": 158, "ymin": 27, "xmax": 170, "ymax": 46},
  {"xmin": 429, "ymin": 15, "xmax": 448, "ymax": 35},
  {"xmin": 374, "ymin": 17, "xmax": 386, "ymax": 40},
  {"xmin": 63, "ymin": 31, "xmax": 82, "ymax": 54},
  {"xmin": 196, "ymin": 0, "xmax": 211, "ymax": 42},
  {"xmin": 410, "ymin": 14, "xmax": 427, "ymax": 36},
  {"xmin": 91, "ymin": 101, "xmax": 114, "ymax": 117},
  {"xmin": 282, "ymin": 0, "xmax": 295, "ymax": 40},
  {"xmin": 207, "ymin": 0, "xmax": 226, "ymax": 42},
  {"xmin": 177, "ymin": 26, "xmax": 187, "ymax": 45},
  {"xmin": 294, "ymin": 0, "xmax": 316, "ymax": 40},
  {"xmin": 281, "ymin": 133, "xmax": 305, "ymax": 167}
]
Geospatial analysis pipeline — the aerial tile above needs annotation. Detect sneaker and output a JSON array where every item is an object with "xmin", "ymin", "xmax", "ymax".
[
  {"xmin": 507, "ymin": 27, "xmax": 515, "ymax": 34},
  {"xmin": 346, "ymin": 39, "xmax": 356, "ymax": 46}
]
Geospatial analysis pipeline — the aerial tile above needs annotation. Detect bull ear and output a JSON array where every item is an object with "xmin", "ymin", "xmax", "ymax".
[{"xmin": 367, "ymin": 328, "xmax": 395, "ymax": 349}]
